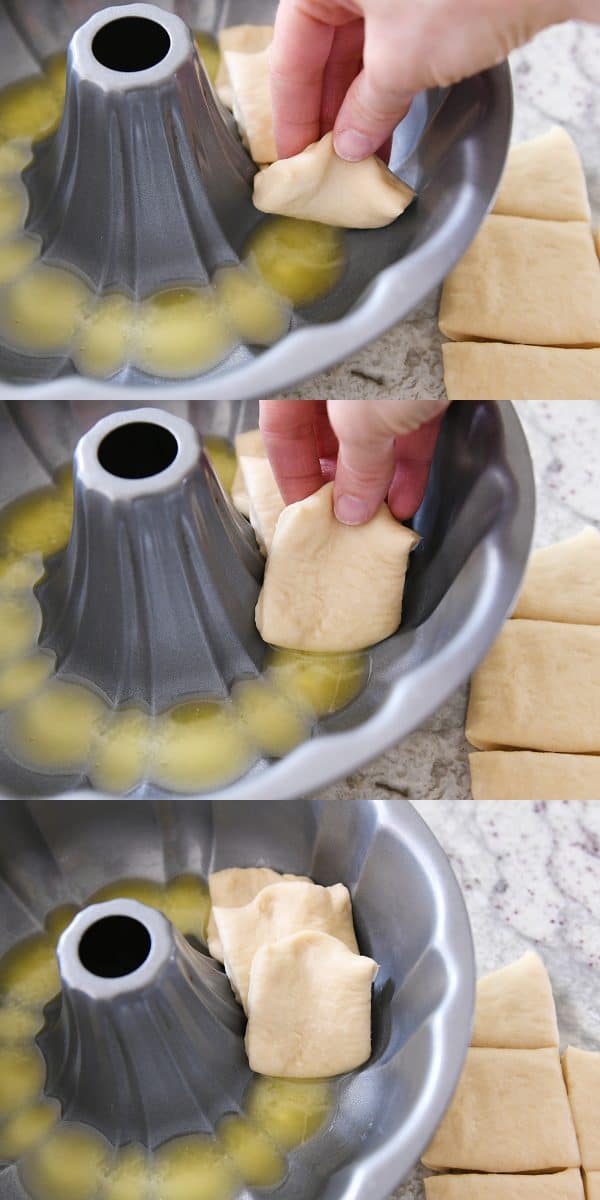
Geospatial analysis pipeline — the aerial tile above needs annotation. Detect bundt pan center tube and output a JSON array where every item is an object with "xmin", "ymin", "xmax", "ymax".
[{"xmin": 0, "ymin": 0, "xmax": 512, "ymax": 396}]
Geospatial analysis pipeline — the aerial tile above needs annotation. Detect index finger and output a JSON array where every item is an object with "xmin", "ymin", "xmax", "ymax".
[
  {"xmin": 259, "ymin": 399, "xmax": 326, "ymax": 503},
  {"xmin": 269, "ymin": 1, "xmax": 335, "ymax": 158}
]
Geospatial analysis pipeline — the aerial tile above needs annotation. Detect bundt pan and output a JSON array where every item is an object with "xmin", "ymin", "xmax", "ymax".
[
  {"xmin": 0, "ymin": 397, "xmax": 535, "ymax": 800},
  {"xmin": 0, "ymin": 0, "xmax": 512, "ymax": 400},
  {"xmin": 0, "ymin": 795, "xmax": 475, "ymax": 1200}
]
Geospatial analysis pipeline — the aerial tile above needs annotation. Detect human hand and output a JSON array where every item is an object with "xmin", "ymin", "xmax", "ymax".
[
  {"xmin": 259, "ymin": 397, "xmax": 449, "ymax": 524},
  {"xmin": 269, "ymin": 0, "xmax": 584, "ymax": 161}
]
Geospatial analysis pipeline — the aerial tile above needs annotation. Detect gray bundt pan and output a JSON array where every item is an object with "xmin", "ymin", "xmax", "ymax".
[
  {"xmin": 0, "ymin": 0, "xmax": 512, "ymax": 398},
  {"xmin": 0, "ymin": 398, "xmax": 535, "ymax": 800},
  {"xmin": 0, "ymin": 795, "xmax": 475, "ymax": 1200}
]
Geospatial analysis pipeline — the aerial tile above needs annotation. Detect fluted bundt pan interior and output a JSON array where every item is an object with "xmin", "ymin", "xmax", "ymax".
[
  {"xmin": 0, "ymin": 398, "xmax": 535, "ymax": 800},
  {"xmin": 0, "ymin": 796, "xmax": 475, "ymax": 1200},
  {"xmin": 0, "ymin": 0, "xmax": 512, "ymax": 399}
]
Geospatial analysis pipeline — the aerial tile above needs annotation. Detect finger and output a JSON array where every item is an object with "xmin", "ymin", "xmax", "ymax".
[
  {"xmin": 259, "ymin": 399, "xmax": 325, "ymax": 503},
  {"xmin": 333, "ymin": 16, "xmax": 414, "ymax": 160},
  {"xmin": 387, "ymin": 417, "xmax": 444, "ymax": 520},
  {"xmin": 328, "ymin": 399, "xmax": 399, "ymax": 525},
  {"xmin": 312, "ymin": 405, "xmax": 339, "ymax": 460},
  {"xmin": 269, "ymin": 2, "xmax": 336, "ymax": 158},
  {"xmin": 319, "ymin": 19, "xmax": 364, "ymax": 136}
]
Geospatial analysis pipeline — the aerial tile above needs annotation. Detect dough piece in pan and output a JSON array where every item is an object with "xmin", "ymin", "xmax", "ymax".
[
  {"xmin": 226, "ymin": 46, "xmax": 277, "ymax": 164},
  {"xmin": 562, "ymin": 1047, "xmax": 600, "ymax": 1169},
  {"xmin": 513, "ymin": 527, "xmax": 600, "ymax": 625},
  {"xmin": 215, "ymin": 25, "xmax": 273, "ymax": 109},
  {"xmin": 493, "ymin": 127, "xmax": 591, "ymax": 222},
  {"xmin": 585, "ymin": 1175, "xmax": 600, "ymax": 1200},
  {"xmin": 465, "ymin": 620, "xmax": 600, "ymax": 754},
  {"xmin": 439, "ymin": 216, "xmax": 600, "ymax": 347},
  {"xmin": 442, "ymin": 343, "xmax": 600, "ymax": 401},
  {"xmin": 471, "ymin": 952, "xmax": 558, "ymax": 1049},
  {"xmin": 469, "ymin": 751, "xmax": 600, "ymax": 801},
  {"xmin": 238, "ymin": 454, "xmax": 284, "ymax": 555},
  {"xmin": 231, "ymin": 428, "xmax": 266, "ymax": 518},
  {"xmin": 422, "ymin": 1048, "xmax": 580, "ymax": 1173},
  {"xmin": 206, "ymin": 867, "xmax": 309, "ymax": 962},
  {"xmin": 425, "ymin": 1171, "xmax": 584, "ymax": 1200},
  {"xmin": 245, "ymin": 929, "xmax": 378, "ymax": 1078}
]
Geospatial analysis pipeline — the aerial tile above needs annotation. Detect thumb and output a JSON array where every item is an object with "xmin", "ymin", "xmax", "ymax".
[{"xmin": 333, "ymin": 20, "xmax": 413, "ymax": 161}]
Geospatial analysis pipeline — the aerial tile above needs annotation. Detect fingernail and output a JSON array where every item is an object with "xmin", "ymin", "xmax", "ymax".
[
  {"xmin": 335, "ymin": 494, "xmax": 371, "ymax": 525},
  {"xmin": 334, "ymin": 129, "xmax": 374, "ymax": 162}
]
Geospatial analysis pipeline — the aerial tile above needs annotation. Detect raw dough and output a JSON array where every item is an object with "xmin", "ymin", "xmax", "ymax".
[
  {"xmin": 465, "ymin": 620, "xmax": 600, "ymax": 754},
  {"xmin": 513, "ymin": 528, "xmax": 600, "ymax": 625},
  {"xmin": 563, "ymin": 1047, "xmax": 600, "ymax": 1169},
  {"xmin": 245, "ymin": 929, "xmax": 378, "ymax": 1078},
  {"xmin": 225, "ymin": 46, "xmax": 277, "ymax": 164},
  {"xmin": 206, "ymin": 867, "xmax": 308, "ymax": 962},
  {"xmin": 421, "ymin": 1048, "xmax": 580, "ymax": 1172},
  {"xmin": 231, "ymin": 428, "xmax": 266, "ymax": 518},
  {"xmin": 254, "ymin": 131, "xmax": 415, "ymax": 228},
  {"xmin": 469, "ymin": 751, "xmax": 600, "ymax": 801},
  {"xmin": 585, "ymin": 1175, "xmax": 600, "ymax": 1200},
  {"xmin": 211, "ymin": 879, "xmax": 358, "ymax": 1010},
  {"xmin": 471, "ymin": 952, "xmax": 558, "ymax": 1049},
  {"xmin": 215, "ymin": 25, "xmax": 273, "ymax": 110},
  {"xmin": 255, "ymin": 482, "xmax": 419, "ymax": 653},
  {"xmin": 238, "ymin": 454, "xmax": 284, "ymax": 555},
  {"xmin": 439, "ymin": 216, "xmax": 600, "ymax": 347},
  {"xmin": 442, "ymin": 343, "xmax": 600, "ymax": 401},
  {"xmin": 493, "ymin": 127, "xmax": 591, "ymax": 222},
  {"xmin": 425, "ymin": 1171, "xmax": 584, "ymax": 1200}
]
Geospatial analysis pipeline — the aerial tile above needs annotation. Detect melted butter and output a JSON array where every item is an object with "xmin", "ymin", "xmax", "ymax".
[
  {"xmin": 245, "ymin": 1077, "xmax": 332, "ymax": 1150},
  {"xmin": 203, "ymin": 436, "xmax": 237, "ymax": 494},
  {"xmin": 162, "ymin": 874, "xmax": 210, "ymax": 942},
  {"xmin": 151, "ymin": 701, "xmax": 254, "ymax": 793},
  {"xmin": 134, "ymin": 288, "xmax": 231, "ymax": 379},
  {"xmin": 74, "ymin": 293, "xmax": 134, "ymax": 378},
  {"xmin": 0, "ymin": 555, "xmax": 43, "ymax": 592},
  {"xmin": 214, "ymin": 266, "xmax": 289, "ymax": 346},
  {"xmin": 232, "ymin": 678, "xmax": 309, "ymax": 757},
  {"xmin": 44, "ymin": 904, "xmax": 80, "ymax": 945},
  {"xmin": 44, "ymin": 54, "xmax": 67, "ymax": 99},
  {"xmin": 217, "ymin": 1116, "xmax": 286, "ymax": 1187},
  {"xmin": 8, "ymin": 681, "xmax": 107, "ymax": 773},
  {"xmin": 1, "ymin": 264, "xmax": 91, "ymax": 353},
  {"xmin": 0, "ymin": 653, "xmax": 55, "ymax": 709},
  {"xmin": 0, "ymin": 236, "xmax": 40, "ymax": 284},
  {"xmin": 102, "ymin": 1144, "xmax": 152, "ymax": 1200},
  {"xmin": 266, "ymin": 649, "xmax": 367, "ymax": 717},
  {"xmin": 21, "ymin": 1124, "xmax": 112, "ymax": 1200},
  {"xmin": 0, "ymin": 1098, "xmax": 59, "ymax": 1160},
  {"xmin": 0, "ymin": 1004, "xmax": 44, "ymax": 1044},
  {"xmin": 0, "ymin": 479, "xmax": 72, "ymax": 558},
  {"xmin": 0, "ymin": 140, "xmax": 33, "ymax": 178},
  {"xmin": 88, "ymin": 707, "xmax": 150, "ymax": 794},
  {"xmin": 87, "ymin": 878, "xmax": 165, "ymax": 911},
  {"xmin": 0, "ymin": 932, "xmax": 59, "ymax": 1008},
  {"xmin": 0, "ymin": 178, "xmax": 27, "ymax": 240},
  {"xmin": 154, "ymin": 1135, "xmax": 237, "ymax": 1200},
  {"xmin": 0, "ymin": 76, "xmax": 63, "ymax": 142},
  {"xmin": 0, "ymin": 1043, "xmax": 46, "ymax": 1118},
  {"xmin": 247, "ymin": 217, "xmax": 345, "ymax": 306},
  {"xmin": 0, "ymin": 594, "xmax": 39, "ymax": 662},
  {"xmin": 194, "ymin": 33, "xmax": 220, "ymax": 84}
]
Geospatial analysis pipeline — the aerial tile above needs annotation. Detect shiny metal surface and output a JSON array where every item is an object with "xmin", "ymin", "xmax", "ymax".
[{"xmin": 0, "ymin": 795, "xmax": 475, "ymax": 1199}]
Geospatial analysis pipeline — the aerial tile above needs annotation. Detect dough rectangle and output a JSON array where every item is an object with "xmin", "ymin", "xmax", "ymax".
[
  {"xmin": 466, "ymin": 620, "xmax": 600, "ymax": 754},
  {"xmin": 563, "ymin": 1047, "xmax": 600, "ymax": 1169},
  {"xmin": 585, "ymin": 1174, "xmax": 600, "ymax": 1200},
  {"xmin": 492, "ymin": 126, "xmax": 591, "ymax": 222},
  {"xmin": 469, "ymin": 751, "xmax": 600, "ymax": 801},
  {"xmin": 425, "ymin": 1170, "xmax": 584, "ymax": 1199},
  {"xmin": 442, "ymin": 343, "xmax": 600, "ymax": 401},
  {"xmin": 471, "ymin": 952, "xmax": 558, "ymax": 1049},
  {"xmin": 422, "ymin": 1047, "xmax": 581, "ymax": 1173},
  {"xmin": 439, "ymin": 216, "xmax": 600, "ymax": 347},
  {"xmin": 513, "ymin": 528, "xmax": 600, "ymax": 625}
]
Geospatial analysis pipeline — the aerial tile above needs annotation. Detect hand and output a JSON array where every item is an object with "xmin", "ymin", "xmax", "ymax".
[
  {"xmin": 269, "ymin": 0, "xmax": 582, "ymax": 161},
  {"xmin": 259, "ymin": 397, "xmax": 448, "ymax": 524}
]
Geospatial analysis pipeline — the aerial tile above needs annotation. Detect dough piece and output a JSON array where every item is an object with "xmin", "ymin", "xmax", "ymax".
[
  {"xmin": 442, "ymin": 343, "xmax": 600, "ymax": 401},
  {"xmin": 563, "ymin": 1047, "xmax": 600, "ymax": 1169},
  {"xmin": 493, "ymin": 127, "xmax": 591, "ymax": 222},
  {"xmin": 245, "ymin": 929, "xmax": 378, "ymax": 1078},
  {"xmin": 596, "ymin": 229, "xmax": 600, "ymax": 261},
  {"xmin": 469, "ymin": 751, "xmax": 600, "ymax": 801},
  {"xmin": 585, "ymin": 1175, "xmax": 600, "ymax": 1200},
  {"xmin": 215, "ymin": 25, "xmax": 273, "ymax": 109},
  {"xmin": 254, "ymin": 131, "xmax": 415, "ymax": 228},
  {"xmin": 425, "ymin": 1171, "xmax": 584, "ymax": 1200},
  {"xmin": 225, "ymin": 46, "xmax": 277, "ymax": 164},
  {"xmin": 238, "ymin": 455, "xmax": 284, "ymax": 555},
  {"xmin": 471, "ymin": 952, "xmax": 558, "ymax": 1049},
  {"xmin": 513, "ymin": 528, "xmax": 600, "ymax": 625},
  {"xmin": 422, "ymin": 1048, "xmax": 580, "ymax": 1172},
  {"xmin": 206, "ymin": 867, "xmax": 308, "ymax": 962},
  {"xmin": 439, "ymin": 216, "xmax": 600, "ymax": 347},
  {"xmin": 212, "ymin": 879, "xmax": 358, "ymax": 1010},
  {"xmin": 466, "ymin": 620, "xmax": 600, "ymax": 753},
  {"xmin": 231, "ymin": 428, "xmax": 266, "ymax": 518},
  {"xmin": 256, "ymin": 482, "xmax": 419, "ymax": 653}
]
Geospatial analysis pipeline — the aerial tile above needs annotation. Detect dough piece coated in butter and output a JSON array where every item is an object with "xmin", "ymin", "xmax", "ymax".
[
  {"xmin": 215, "ymin": 25, "xmax": 273, "ymax": 109},
  {"xmin": 471, "ymin": 952, "xmax": 558, "ymax": 1049},
  {"xmin": 469, "ymin": 751, "xmax": 600, "ymax": 801},
  {"xmin": 439, "ymin": 216, "xmax": 600, "ymax": 347},
  {"xmin": 493, "ymin": 127, "xmax": 591, "ymax": 222},
  {"xmin": 442, "ymin": 343, "xmax": 600, "ymax": 401},
  {"xmin": 207, "ymin": 867, "xmax": 309, "ymax": 962},
  {"xmin": 254, "ymin": 132, "xmax": 414, "ymax": 228},
  {"xmin": 212, "ymin": 879, "xmax": 358, "ymax": 1010},
  {"xmin": 245, "ymin": 929, "xmax": 377, "ymax": 1077},
  {"xmin": 466, "ymin": 620, "xmax": 600, "ymax": 754},
  {"xmin": 425, "ymin": 1171, "xmax": 584, "ymax": 1200},
  {"xmin": 562, "ymin": 1047, "xmax": 600, "ymax": 1169},
  {"xmin": 256, "ymin": 482, "xmax": 419, "ymax": 653},
  {"xmin": 231, "ymin": 428, "xmax": 266, "ymax": 518},
  {"xmin": 238, "ymin": 455, "xmax": 284, "ymax": 555},
  {"xmin": 422, "ymin": 1048, "xmax": 580, "ymax": 1172},
  {"xmin": 513, "ymin": 527, "xmax": 600, "ymax": 625},
  {"xmin": 225, "ymin": 46, "xmax": 277, "ymax": 164}
]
